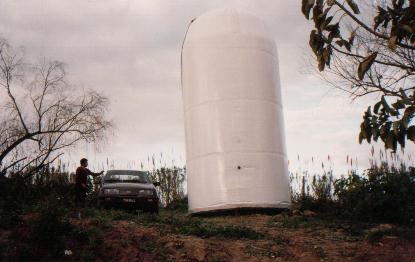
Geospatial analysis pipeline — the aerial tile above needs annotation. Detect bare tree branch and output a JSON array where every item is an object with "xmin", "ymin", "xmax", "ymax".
[{"xmin": 0, "ymin": 38, "xmax": 112, "ymax": 175}]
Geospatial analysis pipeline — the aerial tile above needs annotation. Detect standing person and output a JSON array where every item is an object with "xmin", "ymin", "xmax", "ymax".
[{"xmin": 75, "ymin": 158, "xmax": 103, "ymax": 219}]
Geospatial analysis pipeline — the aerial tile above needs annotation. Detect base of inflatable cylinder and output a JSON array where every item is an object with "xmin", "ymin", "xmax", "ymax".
[{"xmin": 188, "ymin": 202, "xmax": 291, "ymax": 216}]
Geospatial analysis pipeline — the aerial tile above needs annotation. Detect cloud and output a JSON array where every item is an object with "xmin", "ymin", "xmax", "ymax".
[{"xmin": 1, "ymin": 0, "xmax": 409, "ymax": 174}]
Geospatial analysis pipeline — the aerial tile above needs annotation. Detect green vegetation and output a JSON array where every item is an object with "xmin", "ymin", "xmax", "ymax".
[
  {"xmin": 150, "ymin": 166, "xmax": 186, "ymax": 207},
  {"xmin": 335, "ymin": 164, "xmax": 415, "ymax": 224},
  {"xmin": 141, "ymin": 212, "xmax": 264, "ymax": 240},
  {"xmin": 1, "ymin": 157, "xmax": 414, "ymax": 260},
  {"xmin": 292, "ymin": 162, "xmax": 415, "ymax": 225},
  {"xmin": 81, "ymin": 207, "xmax": 264, "ymax": 240},
  {"xmin": 0, "ymin": 171, "xmax": 103, "ymax": 260}
]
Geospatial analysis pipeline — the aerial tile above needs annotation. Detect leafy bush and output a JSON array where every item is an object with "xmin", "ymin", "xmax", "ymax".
[
  {"xmin": 2, "ymin": 199, "xmax": 109, "ymax": 260},
  {"xmin": 0, "ymin": 179, "xmax": 21, "ymax": 227},
  {"xmin": 31, "ymin": 196, "xmax": 71, "ymax": 243},
  {"xmin": 334, "ymin": 164, "xmax": 415, "ymax": 224},
  {"xmin": 1, "ymin": 198, "xmax": 72, "ymax": 260},
  {"xmin": 291, "ymin": 161, "xmax": 415, "ymax": 225}
]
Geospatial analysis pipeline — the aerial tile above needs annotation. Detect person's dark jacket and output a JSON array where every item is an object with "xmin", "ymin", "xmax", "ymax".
[{"xmin": 75, "ymin": 167, "xmax": 97, "ymax": 192}]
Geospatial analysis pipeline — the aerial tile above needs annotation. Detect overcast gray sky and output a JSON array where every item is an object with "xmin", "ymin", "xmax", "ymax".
[{"xmin": 1, "ymin": 0, "xmax": 412, "ymax": 174}]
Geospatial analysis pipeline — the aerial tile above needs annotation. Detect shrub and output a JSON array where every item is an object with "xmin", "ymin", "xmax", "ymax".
[
  {"xmin": 291, "ymin": 161, "xmax": 415, "ymax": 225},
  {"xmin": 0, "ymin": 179, "xmax": 21, "ymax": 228},
  {"xmin": 150, "ymin": 166, "xmax": 186, "ymax": 207},
  {"xmin": 311, "ymin": 172, "xmax": 334, "ymax": 202},
  {"xmin": 165, "ymin": 196, "xmax": 188, "ymax": 211},
  {"xmin": 334, "ymin": 164, "xmax": 415, "ymax": 224},
  {"xmin": 30, "ymin": 197, "xmax": 71, "ymax": 246},
  {"xmin": 292, "ymin": 172, "xmax": 336, "ymax": 212}
]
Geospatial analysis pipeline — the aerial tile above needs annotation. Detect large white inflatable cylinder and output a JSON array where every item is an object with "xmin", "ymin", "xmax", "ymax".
[{"xmin": 182, "ymin": 9, "xmax": 290, "ymax": 213}]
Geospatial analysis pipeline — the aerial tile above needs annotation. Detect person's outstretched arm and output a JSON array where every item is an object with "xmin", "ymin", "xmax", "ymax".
[{"xmin": 85, "ymin": 168, "xmax": 104, "ymax": 177}]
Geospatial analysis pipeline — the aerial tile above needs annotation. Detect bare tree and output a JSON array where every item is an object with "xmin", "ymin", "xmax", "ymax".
[
  {"xmin": 301, "ymin": 0, "xmax": 415, "ymax": 151},
  {"xmin": 0, "ymin": 38, "xmax": 112, "ymax": 177}
]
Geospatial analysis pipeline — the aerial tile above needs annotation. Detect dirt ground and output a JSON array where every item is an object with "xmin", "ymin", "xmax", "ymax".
[
  {"xmin": 81, "ymin": 212, "xmax": 415, "ymax": 261},
  {"xmin": 2, "ymin": 210, "xmax": 415, "ymax": 261}
]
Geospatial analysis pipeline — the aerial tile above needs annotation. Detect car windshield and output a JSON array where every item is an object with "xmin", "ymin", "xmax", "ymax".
[{"xmin": 104, "ymin": 170, "xmax": 150, "ymax": 184}]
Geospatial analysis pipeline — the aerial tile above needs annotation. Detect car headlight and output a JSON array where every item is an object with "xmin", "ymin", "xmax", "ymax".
[
  {"xmin": 104, "ymin": 188, "xmax": 119, "ymax": 195},
  {"xmin": 139, "ymin": 189, "xmax": 153, "ymax": 196}
]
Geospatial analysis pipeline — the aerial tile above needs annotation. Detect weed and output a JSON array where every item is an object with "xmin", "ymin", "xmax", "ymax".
[
  {"xmin": 165, "ymin": 196, "xmax": 188, "ymax": 212},
  {"xmin": 134, "ymin": 211, "xmax": 264, "ymax": 239}
]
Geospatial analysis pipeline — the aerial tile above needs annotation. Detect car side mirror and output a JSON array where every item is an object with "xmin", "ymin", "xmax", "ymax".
[{"xmin": 153, "ymin": 181, "xmax": 160, "ymax": 187}]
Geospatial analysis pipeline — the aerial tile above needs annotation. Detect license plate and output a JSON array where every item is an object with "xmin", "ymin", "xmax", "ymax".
[
  {"xmin": 147, "ymin": 199, "xmax": 154, "ymax": 202},
  {"xmin": 123, "ymin": 198, "xmax": 135, "ymax": 203}
]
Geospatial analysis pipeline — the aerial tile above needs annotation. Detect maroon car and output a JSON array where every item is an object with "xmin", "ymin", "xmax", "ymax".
[{"xmin": 98, "ymin": 170, "xmax": 159, "ymax": 213}]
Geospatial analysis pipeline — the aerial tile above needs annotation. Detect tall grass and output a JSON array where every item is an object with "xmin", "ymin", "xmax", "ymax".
[
  {"xmin": 290, "ymin": 148, "xmax": 415, "ymax": 224},
  {"xmin": 4, "ymin": 146, "xmax": 414, "ymax": 223},
  {"xmin": 289, "ymin": 146, "xmax": 414, "ymax": 199}
]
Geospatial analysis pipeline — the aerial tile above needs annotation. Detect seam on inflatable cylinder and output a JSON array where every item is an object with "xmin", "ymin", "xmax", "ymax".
[
  {"xmin": 183, "ymin": 45, "xmax": 278, "ymax": 61},
  {"xmin": 186, "ymin": 151, "xmax": 288, "ymax": 162},
  {"xmin": 180, "ymin": 18, "xmax": 196, "ymax": 91},
  {"xmin": 184, "ymin": 98, "xmax": 283, "ymax": 113},
  {"xmin": 181, "ymin": 18, "xmax": 196, "ymax": 167}
]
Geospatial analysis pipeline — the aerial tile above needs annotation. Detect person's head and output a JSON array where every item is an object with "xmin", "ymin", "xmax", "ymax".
[{"xmin": 80, "ymin": 158, "xmax": 88, "ymax": 167}]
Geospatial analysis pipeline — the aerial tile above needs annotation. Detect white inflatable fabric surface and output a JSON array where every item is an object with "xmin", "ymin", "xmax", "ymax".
[{"xmin": 181, "ymin": 9, "xmax": 291, "ymax": 213}]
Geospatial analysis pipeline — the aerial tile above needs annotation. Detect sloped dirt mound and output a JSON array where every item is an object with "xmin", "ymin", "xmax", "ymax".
[
  {"xmin": 102, "ymin": 221, "xmax": 160, "ymax": 261},
  {"xmin": 78, "ymin": 214, "xmax": 415, "ymax": 261},
  {"xmin": 356, "ymin": 238, "xmax": 415, "ymax": 262},
  {"xmin": 2, "ymin": 211, "xmax": 415, "ymax": 261}
]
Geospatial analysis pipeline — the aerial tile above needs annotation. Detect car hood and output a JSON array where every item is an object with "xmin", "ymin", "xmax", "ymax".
[{"xmin": 101, "ymin": 182, "xmax": 155, "ymax": 190}]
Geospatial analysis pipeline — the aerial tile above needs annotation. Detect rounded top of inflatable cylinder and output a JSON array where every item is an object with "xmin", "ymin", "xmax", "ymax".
[{"xmin": 184, "ymin": 8, "xmax": 276, "ymax": 54}]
